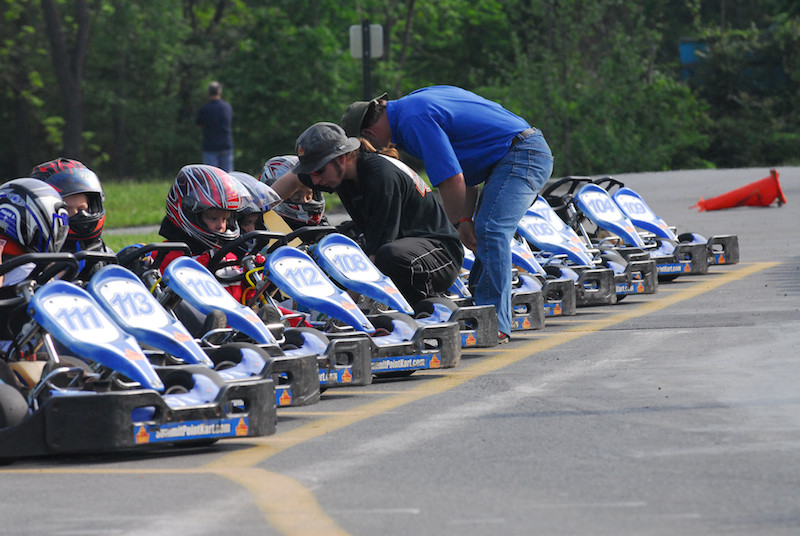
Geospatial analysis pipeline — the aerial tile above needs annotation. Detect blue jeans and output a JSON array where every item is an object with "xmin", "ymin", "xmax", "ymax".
[
  {"xmin": 469, "ymin": 130, "xmax": 553, "ymax": 335},
  {"xmin": 202, "ymin": 149, "xmax": 234, "ymax": 172}
]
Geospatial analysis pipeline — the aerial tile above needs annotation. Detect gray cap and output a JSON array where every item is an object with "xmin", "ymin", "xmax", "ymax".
[
  {"xmin": 293, "ymin": 122, "xmax": 361, "ymax": 174},
  {"xmin": 340, "ymin": 92, "xmax": 389, "ymax": 137}
]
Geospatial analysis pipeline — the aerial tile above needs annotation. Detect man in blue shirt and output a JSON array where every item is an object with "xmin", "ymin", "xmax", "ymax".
[
  {"xmin": 342, "ymin": 85, "xmax": 554, "ymax": 341},
  {"xmin": 195, "ymin": 81, "xmax": 234, "ymax": 172}
]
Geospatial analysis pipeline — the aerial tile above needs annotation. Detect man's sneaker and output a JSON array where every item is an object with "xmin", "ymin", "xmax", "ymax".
[{"xmin": 498, "ymin": 332, "xmax": 511, "ymax": 344}]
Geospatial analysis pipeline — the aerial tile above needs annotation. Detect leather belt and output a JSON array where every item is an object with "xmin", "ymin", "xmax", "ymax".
[{"xmin": 510, "ymin": 127, "xmax": 537, "ymax": 147}]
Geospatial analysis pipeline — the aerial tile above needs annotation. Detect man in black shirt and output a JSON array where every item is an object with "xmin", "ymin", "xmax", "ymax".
[{"xmin": 272, "ymin": 122, "xmax": 463, "ymax": 308}]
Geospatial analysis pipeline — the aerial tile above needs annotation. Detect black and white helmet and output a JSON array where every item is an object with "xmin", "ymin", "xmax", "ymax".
[
  {"xmin": 0, "ymin": 178, "xmax": 69, "ymax": 256},
  {"xmin": 259, "ymin": 155, "xmax": 326, "ymax": 227}
]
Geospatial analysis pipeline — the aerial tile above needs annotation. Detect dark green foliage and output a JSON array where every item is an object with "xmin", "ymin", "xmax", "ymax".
[{"xmin": 0, "ymin": 0, "xmax": 797, "ymax": 182}]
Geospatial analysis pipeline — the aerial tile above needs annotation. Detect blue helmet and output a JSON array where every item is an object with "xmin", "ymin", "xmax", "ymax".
[{"xmin": 0, "ymin": 178, "xmax": 69, "ymax": 255}]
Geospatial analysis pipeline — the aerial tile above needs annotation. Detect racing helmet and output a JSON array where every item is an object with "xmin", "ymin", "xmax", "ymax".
[
  {"xmin": 30, "ymin": 158, "xmax": 106, "ymax": 241},
  {"xmin": 0, "ymin": 178, "xmax": 70, "ymax": 256},
  {"xmin": 165, "ymin": 164, "xmax": 242, "ymax": 250},
  {"xmin": 259, "ymin": 155, "xmax": 326, "ymax": 227},
  {"xmin": 229, "ymin": 171, "xmax": 282, "ymax": 216}
]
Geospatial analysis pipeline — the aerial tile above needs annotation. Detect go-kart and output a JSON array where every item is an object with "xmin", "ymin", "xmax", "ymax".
[
  {"xmin": 520, "ymin": 196, "xmax": 656, "ymax": 300},
  {"xmin": 210, "ymin": 229, "xmax": 461, "ymax": 378},
  {"xmin": 540, "ymin": 177, "xmax": 665, "ymax": 289},
  {"xmin": 457, "ymin": 245, "xmax": 565, "ymax": 329},
  {"xmin": 545, "ymin": 176, "xmax": 706, "ymax": 281},
  {"xmin": 594, "ymin": 176, "xmax": 739, "ymax": 267},
  {"xmin": 513, "ymin": 214, "xmax": 616, "ymax": 306},
  {"xmin": 114, "ymin": 242, "xmax": 326, "ymax": 405},
  {"xmin": 308, "ymin": 232, "xmax": 499, "ymax": 348},
  {"xmin": 0, "ymin": 253, "xmax": 275, "ymax": 461}
]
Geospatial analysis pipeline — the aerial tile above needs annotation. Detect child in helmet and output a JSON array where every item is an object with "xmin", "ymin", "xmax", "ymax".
[
  {"xmin": 228, "ymin": 171, "xmax": 282, "ymax": 235},
  {"xmin": 157, "ymin": 164, "xmax": 243, "ymax": 268},
  {"xmin": 0, "ymin": 178, "xmax": 70, "ymax": 288},
  {"xmin": 0, "ymin": 178, "xmax": 70, "ymax": 390},
  {"xmin": 30, "ymin": 158, "xmax": 112, "ymax": 281},
  {"xmin": 149, "ymin": 164, "xmax": 246, "ymax": 335},
  {"xmin": 260, "ymin": 155, "xmax": 328, "ymax": 230}
]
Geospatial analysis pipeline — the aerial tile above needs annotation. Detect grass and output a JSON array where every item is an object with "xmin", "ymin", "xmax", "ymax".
[
  {"xmin": 102, "ymin": 179, "xmax": 343, "ymax": 230},
  {"xmin": 103, "ymin": 230, "xmax": 163, "ymax": 253},
  {"xmin": 103, "ymin": 179, "xmax": 171, "ymax": 228}
]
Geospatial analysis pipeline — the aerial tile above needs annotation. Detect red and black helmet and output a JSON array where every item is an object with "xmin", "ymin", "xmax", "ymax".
[
  {"xmin": 30, "ymin": 158, "xmax": 106, "ymax": 241},
  {"xmin": 166, "ymin": 164, "xmax": 242, "ymax": 250},
  {"xmin": 0, "ymin": 178, "xmax": 70, "ymax": 256}
]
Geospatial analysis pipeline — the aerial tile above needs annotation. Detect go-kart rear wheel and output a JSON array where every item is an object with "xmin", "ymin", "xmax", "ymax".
[
  {"xmin": 206, "ymin": 342, "xmax": 271, "ymax": 371},
  {"xmin": 0, "ymin": 382, "xmax": 28, "ymax": 429},
  {"xmin": 370, "ymin": 312, "xmax": 420, "ymax": 333},
  {"xmin": 257, "ymin": 304, "xmax": 283, "ymax": 324},
  {"xmin": 161, "ymin": 369, "xmax": 195, "ymax": 395},
  {"xmin": 283, "ymin": 327, "xmax": 330, "ymax": 349},
  {"xmin": 413, "ymin": 297, "xmax": 458, "ymax": 319}
]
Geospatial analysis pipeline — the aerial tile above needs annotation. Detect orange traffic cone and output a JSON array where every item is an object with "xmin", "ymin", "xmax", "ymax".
[{"xmin": 692, "ymin": 169, "xmax": 787, "ymax": 211}]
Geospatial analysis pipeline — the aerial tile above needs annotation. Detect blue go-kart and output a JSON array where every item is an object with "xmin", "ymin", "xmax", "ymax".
[
  {"xmin": 210, "ymin": 229, "xmax": 461, "ymax": 378},
  {"xmin": 114, "ymin": 242, "xmax": 330, "ymax": 404},
  {"xmin": 594, "ymin": 176, "xmax": 739, "ymax": 268},
  {"xmin": 0, "ymin": 253, "xmax": 276, "ymax": 461}
]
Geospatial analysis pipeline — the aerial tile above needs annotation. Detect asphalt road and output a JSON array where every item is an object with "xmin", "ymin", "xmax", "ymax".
[{"xmin": 2, "ymin": 167, "xmax": 798, "ymax": 536}]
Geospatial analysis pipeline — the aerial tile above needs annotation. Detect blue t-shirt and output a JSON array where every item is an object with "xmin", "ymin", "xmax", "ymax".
[
  {"xmin": 195, "ymin": 99, "xmax": 233, "ymax": 151},
  {"xmin": 386, "ymin": 86, "xmax": 530, "ymax": 187}
]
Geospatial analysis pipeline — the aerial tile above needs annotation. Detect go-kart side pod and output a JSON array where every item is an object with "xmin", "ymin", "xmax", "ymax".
[
  {"xmin": 311, "ymin": 233, "xmax": 415, "ymax": 315},
  {"xmin": 266, "ymin": 246, "xmax": 375, "ymax": 334},
  {"xmin": 29, "ymin": 280, "xmax": 164, "ymax": 391},
  {"xmin": 511, "ymin": 239, "xmax": 576, "ymax": 317}
]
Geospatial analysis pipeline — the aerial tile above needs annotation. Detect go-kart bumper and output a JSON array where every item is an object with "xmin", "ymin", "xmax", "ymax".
[
  {"xmin": 368, "ymin": 320, "xmax": 461, "ymax": 376},
  {"xmin": 0, "ymin": 377, "xmax": 276, "ymax": 459}
]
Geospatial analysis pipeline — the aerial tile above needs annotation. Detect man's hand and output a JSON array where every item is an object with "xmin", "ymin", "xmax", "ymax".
[
  {"xmin": 437, "ymin": 173, "xmax": 478, "ymax": 250},
  {"xmin": 457, "ymin": 219, "xmax": 477, "ymax": 251}
]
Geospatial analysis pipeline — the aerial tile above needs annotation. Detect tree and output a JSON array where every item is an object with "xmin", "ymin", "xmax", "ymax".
[{"xmin": 40, "ymin": 0, "xmax": 92, "ymax": 160}]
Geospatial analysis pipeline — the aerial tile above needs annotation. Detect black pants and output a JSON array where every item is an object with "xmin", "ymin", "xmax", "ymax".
[{"xmin": 373, "ymin": 237, "xmax": 460, "ymax": 307}]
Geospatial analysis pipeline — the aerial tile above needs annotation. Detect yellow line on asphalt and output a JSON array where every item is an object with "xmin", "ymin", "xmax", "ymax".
[
  {"xmin": 198, "ymin": 262, "xmax": 775, "ymax": 534},
  {"xmin": 2, "ymin": 262, "xmax": 776, "ymax": 536}
]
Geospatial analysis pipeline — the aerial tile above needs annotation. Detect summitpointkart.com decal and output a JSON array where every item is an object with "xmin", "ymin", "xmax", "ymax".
[
  {"xmin": 134, "ymin": 417, "xmax": 249, "ymax": 444},
  {"xmin": 371, "ymin": 353, "xmax": 441, "ymax": 372}
]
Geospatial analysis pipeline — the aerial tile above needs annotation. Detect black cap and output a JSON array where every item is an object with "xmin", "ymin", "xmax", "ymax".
[
  {"xmin": 293, "ymin": 122, "xmax": 361, "ymax": 174},
  {"xmin": 341, "ymin": 92, "xmax": 388, "ymax": 137}
]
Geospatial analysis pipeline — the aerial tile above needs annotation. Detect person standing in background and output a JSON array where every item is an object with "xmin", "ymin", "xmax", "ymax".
[{"xmin": 195, "ymin": 81, "xmax": 234, "ymax": 172}]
